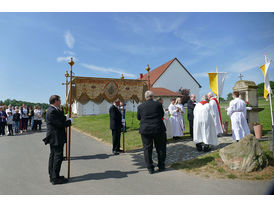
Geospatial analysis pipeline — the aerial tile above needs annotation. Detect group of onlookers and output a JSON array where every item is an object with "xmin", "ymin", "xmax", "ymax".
[{"xmin": 0, "ymin": 104, "xmax": 44, "ymax": 136}]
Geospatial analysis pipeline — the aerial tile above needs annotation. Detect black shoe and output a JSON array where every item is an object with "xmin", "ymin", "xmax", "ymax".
[
  {"xmin": 203, "ymin": 145, "xmax": 211, "ymax": 152},
  {"xmin": 148, "ymin": 169, "xmax": 155, "ymax": 174},
  {"xmin": 113, "ymin": 151, "xmax": 119, "ymax": 155},
  {"xmin": 196, "ymin": 143, "xmax": 203, "ymax": 152},
  {"xmin": 51, "ymin": 178, "xmax": 68, "ymax": 185},
  {"xmin": 117, "ymin": 149, "xmax": 124, "ymax": 152}
]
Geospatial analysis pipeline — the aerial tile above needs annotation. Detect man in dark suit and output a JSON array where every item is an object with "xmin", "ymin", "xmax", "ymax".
[
  {"xmin": 187, "ymin": 94, "xmax": 196, "ymax": 140},
  {"xmin": 137, "ymin": 91, "xmax": 166, "ymax": 174},
  {"xmin": 109, "ymin": 99, "xmax": 122, "ymax": 155},
  {"xmin": 43, "ymin": 95, "xmax": 72, "ymax": 185}
]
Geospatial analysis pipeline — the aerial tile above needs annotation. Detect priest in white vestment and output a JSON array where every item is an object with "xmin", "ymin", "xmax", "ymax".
[
  {"xmin": 193, "ymin": 95, "xmax": 218, "ymax": 152},
  {"xmin": 226, "ymin": 91, "xmax": 250, "ymax": 141},
  {"xmin": 168, "ymin": 98, "xmax": 184, "ymax": 140},
  {"xmin": 208, "ymin": 92, "xmax": 223, "ymax": 135}
]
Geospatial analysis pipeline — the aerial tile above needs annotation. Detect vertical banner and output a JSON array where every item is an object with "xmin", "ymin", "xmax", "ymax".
[
  {"xmin": 208, "ymin": 73, "xmax": 218, "ymax": 96},
  {"xmin": 217, "ymin": 72, "xmax": 226, "ymax": 98}
]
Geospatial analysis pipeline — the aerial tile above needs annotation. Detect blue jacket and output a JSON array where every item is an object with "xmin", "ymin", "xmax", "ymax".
[{"xmin": 0, "ymin": 111, "xmax": 7, "ymax": 123}]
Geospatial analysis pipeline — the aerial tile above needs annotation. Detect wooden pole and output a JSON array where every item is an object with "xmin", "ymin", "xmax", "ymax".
[
  {"xmin": 68, "ymin": 58, "xmax": 74, "ymax": 179},
  {"xmin": 122, "ymin": 104, "xmax": 125, "ymax": 152},
  {"xmin": 65, "ymin": 73, "xmax": 68, "ymax": 160}
]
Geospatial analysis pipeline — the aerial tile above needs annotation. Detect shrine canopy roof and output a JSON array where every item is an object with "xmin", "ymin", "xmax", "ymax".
[{"xmin": 68, "ymin": 76, "xmax": 148, "ymax": 104}]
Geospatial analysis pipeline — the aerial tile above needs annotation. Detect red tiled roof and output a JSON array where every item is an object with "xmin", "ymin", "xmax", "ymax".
[
  {"xmin": 151, "ymin": 87, "xmax": 183, "ymax": 97},
  {"xmin": 139, "ymin": 58, "xmax": 175, "ymax": 86},
  {"xmin": 139, "ymin": 57, "xmax": 202, "ymax": 88}
]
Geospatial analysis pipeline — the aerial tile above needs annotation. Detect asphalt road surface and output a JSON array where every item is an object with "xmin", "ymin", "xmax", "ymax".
[{"xmin": 0, "ymin": 127, "xmax": 272, "ymax": 195}]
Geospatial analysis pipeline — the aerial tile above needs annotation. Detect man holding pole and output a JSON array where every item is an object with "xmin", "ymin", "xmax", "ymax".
[{"xmin": 43, "ymin": 95, "xmax": 73, "ymax": 185}]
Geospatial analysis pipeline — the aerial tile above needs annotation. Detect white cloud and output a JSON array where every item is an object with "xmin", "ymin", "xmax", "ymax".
[
  {"xmin": 64, "ymin": 30, "xmax": 75, "ymax": 49},
  {"xmin": 81, "ymin": 63, "xmax": 136, "ymax": 78},
  {"xmin": 57, "ymin": 56, "xmax": 77, "ymax": 63},
  {"xmin": 64, "ymin": 50, "xmax": 75, "ymax": 56},
  {"xmin": 226, "ymin": 44, "xmax": 274, "ymax": 73}
]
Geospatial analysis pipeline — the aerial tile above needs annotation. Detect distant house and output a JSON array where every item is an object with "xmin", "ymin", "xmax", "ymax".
[
  {"xmin": 140, "ymin": 57, "xmax": 201, "ymax": 109},
  {"xmin": 72, "ymin": 57, "xmax": 201, "ymax": 115}
]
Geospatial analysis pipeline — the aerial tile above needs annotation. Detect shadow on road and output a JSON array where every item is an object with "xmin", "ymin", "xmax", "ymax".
[
  {"xmin": 70, "ymin": 153, "xmax": 111, "ymax": 160},
  {"xmin": 69, "ymin": 170, "xmax": 139, "ymax": 182}
]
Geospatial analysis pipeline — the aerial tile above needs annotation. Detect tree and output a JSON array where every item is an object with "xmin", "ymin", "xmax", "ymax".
[
  {"xmin": 257, "ymin": 81, "xmax": 274, "ymax": 97},
  {"xmin": 178, "ymin": 88, "xmax": 190, "ymax": 104},
  {"xmin": 227, "ymin": 93, "xmax": 233, "ymax": 101}
]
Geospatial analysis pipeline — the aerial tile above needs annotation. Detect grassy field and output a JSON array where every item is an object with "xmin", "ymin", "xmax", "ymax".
[
  {"xmin": 72, "ymin": 98, "xmax": 273, "ymax": 151},
  {"xmin": 172, "ymin": 140, "xmax": 274, "ymax": 180}
]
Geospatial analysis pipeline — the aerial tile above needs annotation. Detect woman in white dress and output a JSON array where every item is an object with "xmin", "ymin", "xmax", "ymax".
[{"xmin": 169, "ymin": 98, "xmax": 184, "ymax": 140}]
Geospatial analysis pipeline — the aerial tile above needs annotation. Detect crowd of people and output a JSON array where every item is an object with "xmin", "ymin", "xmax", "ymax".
[{"xmin": 0, "ymin": 104, "xmax": 44, "ymax": 136}]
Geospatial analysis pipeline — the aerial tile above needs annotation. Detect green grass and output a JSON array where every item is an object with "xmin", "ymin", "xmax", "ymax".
[{"xmin": 72, "ymin": 98, "xmax": 273, "ymax": 151}]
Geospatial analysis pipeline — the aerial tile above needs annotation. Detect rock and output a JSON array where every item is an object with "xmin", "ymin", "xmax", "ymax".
[{"xmin": 219, "ymin": 134, "xmax": 268, "ymax": 172}]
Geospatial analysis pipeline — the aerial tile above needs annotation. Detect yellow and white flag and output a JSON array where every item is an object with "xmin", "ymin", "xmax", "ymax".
[
  {"xmin": 259, "ymin": 54, "xmax": 272, "ymax": 99},
  {"xmin": 208, "ymin": 72, "xmax": 226, "ymax": 97}
]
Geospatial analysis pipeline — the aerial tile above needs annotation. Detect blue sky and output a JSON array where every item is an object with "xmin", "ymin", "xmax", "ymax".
[{"xmin": 0, "ymin": 12, "xmax": 274, "ymax": 103}]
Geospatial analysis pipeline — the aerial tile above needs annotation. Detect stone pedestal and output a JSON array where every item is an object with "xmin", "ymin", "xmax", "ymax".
[{"xmin": 233, "ymin": 80, "xmax": 264, "ymax": 132}]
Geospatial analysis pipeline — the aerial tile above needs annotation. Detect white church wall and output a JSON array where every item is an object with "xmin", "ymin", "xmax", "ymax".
[
  {"xmin": 73, "ymin": 100, "xmax": 142, "ymax": 116},
  {"xmin": 153, "ymin": 59, "xmax": 201, "ymax": 101}
]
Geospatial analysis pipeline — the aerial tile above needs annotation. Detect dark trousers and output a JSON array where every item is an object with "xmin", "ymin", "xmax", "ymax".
[
  {"xmin": 0, "ymin": 122, "xmax": 6, "ymax": 135},
  {"xmin": 33, "ymin": 120, "xmax": 42, "ymax": 130},
  {"xmin": 21, "ymin": 118, "xmax": 28, "ymax": 130},
  {"xmin": 189, "ymin": 120, "xmax": 194, "ymax": 139},
  {"xmin": 48, "ymin": 144, "xmax": 64, "ymax": 180},
  {"xmin": 112, "ymin": 129, "xmax": 121, "ymax": 152},
  {"xmin": 141, "ymin": 132, "xmax": 167, "ymax": 170},
  {"xmin": 7, "ymin": 124, "xmax": 13, "ymax": 135}
]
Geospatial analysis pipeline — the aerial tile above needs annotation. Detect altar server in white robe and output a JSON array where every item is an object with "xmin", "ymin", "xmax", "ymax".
[
  {"xmin": 156, "ymin": 97, "xmax": 172, "ymax": 138},
  {"xmin": 193, "ymin": 95, "xmax": 218, "ymax": 152},
  {"xmin": 175, "ymin": 97, "xmax": 185, "ymax": 133},
  {"xmin": 168, "ymin": 98, "xmax": 183, "ymax": 140},
  {"xmin": 226, "ymin": 91, "xmax": 250, "ymax": 141},
  {"xmin": 208, "ymin": 92, "xmax": 223, "ymax": 135}
]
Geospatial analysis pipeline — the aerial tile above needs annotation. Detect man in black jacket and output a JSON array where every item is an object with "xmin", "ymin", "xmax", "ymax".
[
  {"xmin": 109, "ymin": 99, "xmax": 122, "ymax": 155},
  {"xmin": 43, "ymin": 95, "xmax": 72, "ymax": 185},
  {"xmin": 137, "ymin": 91, "xmax": 166, "ymax": 174},
  {"xmin": 187, "ymin": 94, "xmax": 196, "ymax": 140}
]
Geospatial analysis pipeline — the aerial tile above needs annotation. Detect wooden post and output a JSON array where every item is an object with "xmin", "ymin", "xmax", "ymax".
[
  {"xmin": 122, "ymin": 104, "xmax": 125, "ymax": 152},
  {"xmin": 68, "ymin": 58, "xmax": 74, "ymax": 179},
  {"xmin": 65, "ymin": 71, "xmax": 69, "ymax": 160}
]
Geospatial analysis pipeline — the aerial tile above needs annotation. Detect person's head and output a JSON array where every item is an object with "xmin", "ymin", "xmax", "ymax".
[
  {"xmin": 233, "ymin": 91, "xmax": 240, "ymax": 99},
  {"xmin": 201, "ymin": 94, "xmax": 209, "ymax": 101},
  {"xmin": 145, "ymin": 90, "xmax": 154, "ymax": 101},
  {"xmin": 190, "ymin": 94, "xmax": 196, "ymax": 101},
  {"xmin": 156, "ymin": 97, "xmax": 163, "ymax": 104},
  {"xmin": 0, "ymin": 106, "xmax": 2, "ymax": 112},
  {"xmin": 15, "ymin": 109, "xmax": 19, "ymax": 113},
  {"xmin": 15, "ymin": 106, "xmax": 19, "ymax": 110},
  {"xmin": 38, "ymin": 106, "xmax": 41, "ymax": 110},
  {"xmin": 114, "ymin": 99, "xmax": 120, "ymax": 107},
  {"xmin": 175, "ymin": 98, "xmax": 182, "ymax": 105},
  {"xmin": 170, "ymin": 97, "xmax": 176, "ymax": 105},
  {"xmin": 22, "ymin": 104, "xmax": 25, "ymax": 108},
  {"xmin": 8, "ymin": 105, "xmax": 12, "ymax": 109},
  {"xmin": 49, "ymin": 95, "xmax": 61, "ymax": 107},
  {"xmin": 7, "ymin": 111, "xmax": 12, "ymax": 116},
  {"xmin": 208, "ymin": 92, "xmax": 213, "ymax": 99}
]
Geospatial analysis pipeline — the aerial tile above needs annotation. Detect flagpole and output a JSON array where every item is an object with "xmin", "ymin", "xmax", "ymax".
[
  {"xmin": 265, "ymin": 53, "xmax": 274, "ymax": 156},
  {"xmin": 216, "ymin": 66, "xmax": 219, "ymax": 102}
]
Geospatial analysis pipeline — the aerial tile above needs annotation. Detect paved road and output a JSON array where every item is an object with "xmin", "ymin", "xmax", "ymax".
[{"xmin": 0, "ymin": 128, "xmax": 272, "ymax": 195}]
